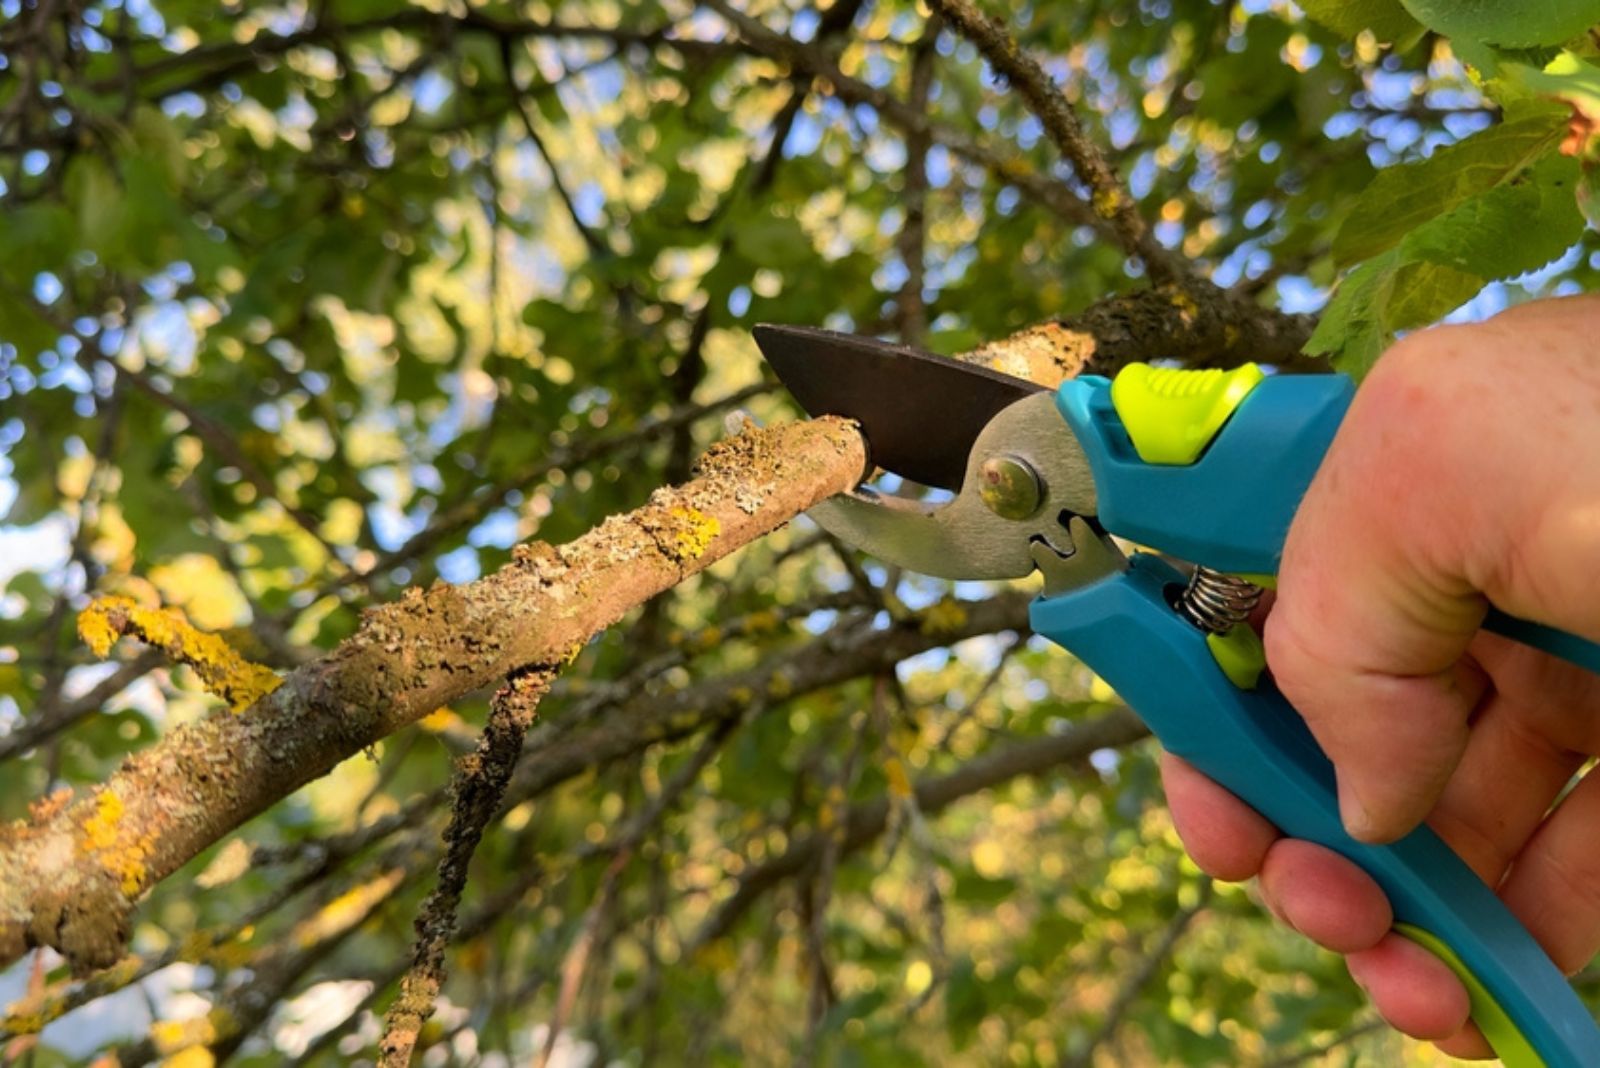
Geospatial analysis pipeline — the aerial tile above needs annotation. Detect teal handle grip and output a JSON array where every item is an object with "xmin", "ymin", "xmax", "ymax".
[
  {"xmin": 1056, "ymin": 373, "xmax": 1600, "ymax": 674},
  {"xmin": 1031, "ymin": 558, "xmax": 1600, "ymax": 1066},
  {"xmin": 1046, "ymin": 369, "xmax": 1600, "ymax": 1062}
]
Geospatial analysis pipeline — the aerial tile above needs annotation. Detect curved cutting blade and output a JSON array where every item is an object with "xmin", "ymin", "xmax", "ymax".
[{"xmin": 753, "ymin": 324, "xmax": 1045, "ymax": 490}]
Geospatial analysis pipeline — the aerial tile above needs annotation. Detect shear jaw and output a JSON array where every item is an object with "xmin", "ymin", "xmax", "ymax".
[{"xmin": 805, "ymin": 392, "xmax": 1126, "ymax": 595}]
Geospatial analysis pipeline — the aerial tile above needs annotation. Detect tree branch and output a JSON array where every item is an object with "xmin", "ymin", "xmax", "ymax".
[
  {"xmin": 958, "ymin": 283, "xmax": 1319, "ymax": 386},
  {"xmin": 378, "ymin": 664, "xmax": 556, "ymax": 1067},
  {"xmin": 701, "ymin": 0, "xmax": 1099, "ymax": 231},
  {"xmin": 0, "ymin": 416, "xmax": 867, "ymax": 975},
  {"xmin": 683, "ymin": 706, "xmax": 1149, "ymax": 954},
  {"xmin": 926, "ymin": 0, "xmax": 1186, "ymax": 284}
]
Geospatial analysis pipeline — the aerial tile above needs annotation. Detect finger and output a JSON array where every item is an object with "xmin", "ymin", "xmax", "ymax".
[
  {"xmin": 1498, "ymin": 766, "xmax": 1600, "ymax": 975},
  {"xmin": 1160, "ymin": 752, "xmax": 1277, "ymax": 882},
  {"xmin": 1423, "ymin": 645, "xmax": 1585, "ymax": 883},
  {"xmin": 1346, "ymin": 932, "xmax": 1471, "ymax": 1041},
  {"xmin": 1470, "ymin": 630, "xmax": 1600, "ymax": 756},
  {"xmin": 1257, "ymin": 839, "xmax": 1390, "ymax": 954},
  {"xmin": 1435, "ymin": 1023, "xmax": 1495, "ymax": 1061}
]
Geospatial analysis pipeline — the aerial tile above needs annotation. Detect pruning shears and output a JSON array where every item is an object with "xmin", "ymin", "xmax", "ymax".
[{"xmin": 753, "ymin": 324, "xmax": 1600, "ymax": 1068}]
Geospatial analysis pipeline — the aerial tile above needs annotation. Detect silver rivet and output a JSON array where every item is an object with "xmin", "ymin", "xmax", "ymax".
[{"xmin": 978, "ymin": 455, "xmax": 1042, "ymax": 519}]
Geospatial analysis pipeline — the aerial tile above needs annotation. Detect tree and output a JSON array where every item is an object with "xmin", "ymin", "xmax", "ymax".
[{"xmin": 1, "ymin": 0, "xmax": 1597, "ymax": 1064}]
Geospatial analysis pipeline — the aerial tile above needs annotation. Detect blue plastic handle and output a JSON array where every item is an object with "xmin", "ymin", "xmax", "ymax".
[
  {"xmin": 1056, "ymin": 373, "xmax": 1600, "ymax": 673},
  {"xmin": 1040, "ymin": 372, "xmax": 1600, "ymax": 1063},
  {"xmin": 1030, "ymin": 558, "xmax": 1600, "ymax": 1066}
]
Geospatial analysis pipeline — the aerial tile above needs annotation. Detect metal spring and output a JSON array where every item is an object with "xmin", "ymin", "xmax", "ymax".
[{"xmin": 1176, "ymin": 567, "xmax": 1263, "ymax": 634}]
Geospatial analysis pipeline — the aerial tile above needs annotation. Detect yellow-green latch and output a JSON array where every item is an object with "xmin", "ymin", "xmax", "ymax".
[
  {"xmin": 1110, "ymin": 362, "xmax": 1267, "ymax": 465},
  {"xmin": 1206, "ymin": 624, "xmax": 1266, "ymax": 690},
  {"xmin": 1396, "ymin": 924, "xmax": 1546, "ymax": 1068}
]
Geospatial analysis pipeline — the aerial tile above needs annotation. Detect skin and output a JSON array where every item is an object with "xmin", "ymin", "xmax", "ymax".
[{"xmin": 1162, "ymin": 294, "xmax": 1600, "ymax": 1058}]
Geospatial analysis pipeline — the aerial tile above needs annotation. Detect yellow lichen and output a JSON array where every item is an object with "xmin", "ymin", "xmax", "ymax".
[
  {"xmin": 80, "ymin": 787, "xmax": 151, "ymax": 897},
  {"xmin": 151, "ymin": 1013, "xmax": 218, "ymax": 1054},
  {"xmin": 918, "ymin": 598, "xmax": 969, "ymax": 636},
  {"xmin": 1168, "ymin": 286, "xmax": 1200, "ymax": 323},
  {"xmin": 81, "ymin": 789, "xmax": 124, "ymax": 851},
  {"xmin": 667, "ymin": 507, "xmax": 721, "ymax": 561},
  {"xmin": 1091, "ymin": 186, "xmax": 1127, "ymax": 219},
  {"xmin": 77, "ymin": 598, "xmax": 124, "ymax": 657},
  {"xmin": 77, "ymin": 596, "xmax": 281, "ymax": 713},
  {"xmin": 3, "ymin": 1010, "xmax": 45, "ymax": 1035}
]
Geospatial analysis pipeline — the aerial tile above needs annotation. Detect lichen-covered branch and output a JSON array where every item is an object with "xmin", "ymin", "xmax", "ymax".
[
  {"xmin": 379, "ymin": 664, "xmax": 556, "ymax": 1068},
  {"xmin": 0, "ymin": 416, "xmax": 867, "ymax": 976},
  {"xmin": 76, "ymin": 597, "xmax": 282, "ymax": 714},
  {"xmin": 959, "ymin": 283, "xmax": 1319, "ymax": 387}
]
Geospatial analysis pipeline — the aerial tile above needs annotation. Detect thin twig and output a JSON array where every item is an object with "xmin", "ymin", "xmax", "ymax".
[
  {"xmin": 377, "ymin": 664, "xmax": 557, "ymax": 1067},
  {"xmin": 926, "ymin": 0, "xmax": 1187, "ymax": 284},
  {"xmin": 896, "ymin": 17, "xmax": 940, "ymax": 347},
  {"xmin": 1060, "ymin": 879, "xmax": 1214, "ymax": 1068}
]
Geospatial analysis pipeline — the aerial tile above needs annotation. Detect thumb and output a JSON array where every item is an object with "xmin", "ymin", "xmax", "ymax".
[{"xmin": 1264, "ymin": 341, "xmax": 1495, "ymax": 844}]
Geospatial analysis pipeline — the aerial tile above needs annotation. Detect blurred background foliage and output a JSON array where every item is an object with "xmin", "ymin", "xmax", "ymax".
[{"xmin": 1, "ymin": 0, "xmax": 1598, "ymax": 1064}]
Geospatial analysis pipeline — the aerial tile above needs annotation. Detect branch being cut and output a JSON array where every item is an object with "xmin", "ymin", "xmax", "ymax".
[{"xmin": 0, "ymin": 416, "xmax": 867, "ymax": 976}]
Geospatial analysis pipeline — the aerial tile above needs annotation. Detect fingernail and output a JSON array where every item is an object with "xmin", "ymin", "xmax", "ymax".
[{"xmin": 1341, "ymin": 789, "xmax": 1377, "ymax": 841}]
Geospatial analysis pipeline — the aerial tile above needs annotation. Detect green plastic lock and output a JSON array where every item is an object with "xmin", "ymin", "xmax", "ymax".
[
  {"xmin": 1206, "ymin": 624, "xmax": 1266, "ymax": 690},
  {"xmin": 1110, "ymin": 362, "xmax": 1267, "ymax": 465}
]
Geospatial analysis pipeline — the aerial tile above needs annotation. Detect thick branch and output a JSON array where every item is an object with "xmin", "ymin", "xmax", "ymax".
[
  {"xmin": 0, "ymin": 417, "xmax": 867, "ymax": 975},
  {"xmin": 959, "ymin": 283, "xmax": 1319, "ymax": 386}
]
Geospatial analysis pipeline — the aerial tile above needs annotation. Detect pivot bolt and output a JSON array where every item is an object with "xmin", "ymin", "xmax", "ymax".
[{"xmin": 978, "ymin": 454, "xmax": 1042, "ymax": 519}]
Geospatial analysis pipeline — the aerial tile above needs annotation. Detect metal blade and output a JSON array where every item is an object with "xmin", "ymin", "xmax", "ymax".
[{"xmin": 753, "ymin": 324, "xmax": 1045, "ymax": 491}]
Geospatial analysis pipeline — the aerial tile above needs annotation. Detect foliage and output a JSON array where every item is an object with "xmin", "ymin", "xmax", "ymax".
[
  {"xmin": 2, "ymin": 0, "xmax": 1599, "ymax": 1065},
  {"xmin": 1302, "ymin": 0, "xmax": 1600, "ymax": 374}
]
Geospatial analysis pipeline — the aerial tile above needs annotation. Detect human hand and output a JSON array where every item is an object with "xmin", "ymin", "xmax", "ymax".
[{"xmin": 1162, "ymin": 294, "xmax": 1600, "ymax": 1058}]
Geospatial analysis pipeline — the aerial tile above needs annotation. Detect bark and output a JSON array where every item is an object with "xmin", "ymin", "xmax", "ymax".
[
  {"xmin": 0, "ymin": 416, "xmax": 867, "ymax": 975},
  {"xmin": 926, "ymin": 0, "xmax": 1187, "ymax": 285},
  {"xmin": 379, "ymin": 665, "xmax": 555, "ymax": 1067},
  {"xmin": 959, "ymin": 283, "xmax": 1319, "ymax": 387}
]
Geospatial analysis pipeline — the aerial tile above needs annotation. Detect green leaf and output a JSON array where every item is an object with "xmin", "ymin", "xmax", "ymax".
[
  {"xmin": 1507, "ymin": 52, "xmax": 1600, "ymax": 159},
  {"xmin": 1298, "ymin": 0, "xmax": 1421, "ymax": 42},
  {"xmin": 1196, "ymin": 18, "xmax": 1295, "ymax": 125},
  {"xmin": 1383, "ymin": 259, "xmax": 1484, "ymax": 330},
  {"xmin": 1333, "ymin": 113, "xmax": 1565, "ymax": 266},
  {"xmin": 1398, "ymin": 0, "xmax": 1600, "ymax": 48},
  {"xmin": 64, "ymin": 154, "xmax": 125, "ymax": 259},
  {"xmin": 1303, "ymin": 252, "xmax": 1400, "ymax": 377},
  {"xmin": 1310, "ymin": 156, "xmax": 1584, "ymax": 374},
  {"xmin": 1400, "ymin": 155, "xmax": 1586, "ymax": 280}
]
